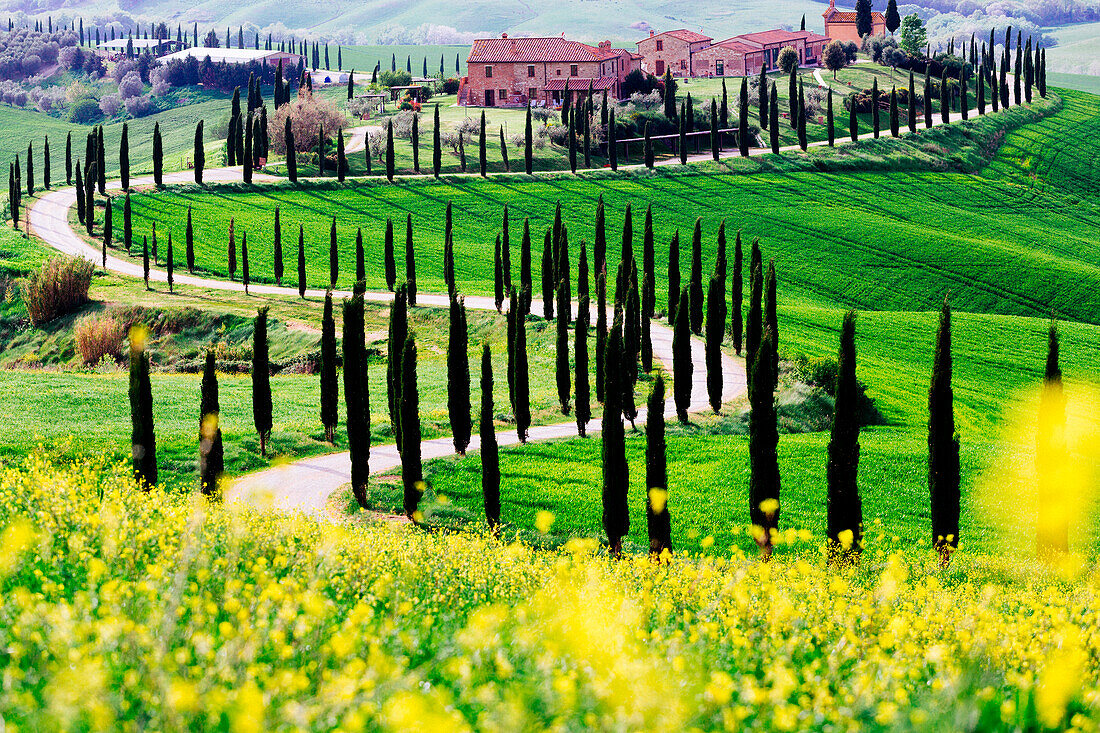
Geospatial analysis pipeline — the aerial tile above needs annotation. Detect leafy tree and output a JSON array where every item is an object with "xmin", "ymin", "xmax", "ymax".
[
  {"xmin": 252, "ymin": 307, "xmax": 273, "ymax": 456},
  {"xmin": 778, "ymin": 46, "xmax": 799, "ymax": 75},
  {"xmin": 199, "ymin": 349, "xmax": 223, "ymax": 496},
  {"xmin": 662, "ymin": 68, "xmax": 677, "ymax": 121},
  {"xmin": 826, "ymin": 310, "xmax": 863, "ymax": 563},
  {"xmin": 749, "ymin": 328, "xmax": 780, "ymax": 557},
  {"xmin": 479, "ymin": 343, "xmax": 500, "ymax": 529},
  {"xmin": 448, "ymin": 294, "xmax": 472, "ymax": 454},
  {"xmin": 320, "ymin": 292, "xmax": 339, "ymax": 443},
  {"xmin": 602, "ymin": 314, "xmax": 629, "ymax": 557},
  {"xmin": 129, "ymin": 330, "xmax": 157, "ymax": 489},
  {"xmin": 929, "ymin": 298, "xmax": 960, "ymax": 566},
  {"xmin": 646, "ymin": 373, "xmax": 671, "ymax": 558},
  {"xmin": 900, "ymin": 15, "xmax": 927, "ymax": 56},
  {"xmin": 823, "ymin": 41, "xmax": 848, "ymax": 78},
  {"xmin": 672, "ymin": 286, "xmax": 692, "ymax": 423}
]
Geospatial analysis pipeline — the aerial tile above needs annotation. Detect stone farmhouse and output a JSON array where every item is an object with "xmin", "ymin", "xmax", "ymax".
[
  {"xmin": 638, "ymin": 28, "xmax": 830, "ymax": 79},
  {"xmin": 822, "ymin": 0, "xmax": 887, "ymax": 44},
  {"xmin": 460, "ymin": 35, "xmax": 640, "ymax": 108}
]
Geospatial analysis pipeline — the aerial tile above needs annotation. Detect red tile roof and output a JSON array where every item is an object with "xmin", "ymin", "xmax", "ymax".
[
  {"xmin": 711, "ymin": 38, "xmax": 763, "ymax": 55},
  {"xmin": 734, "ymin": 29, "xmax": 806, "ymax": 46},
  {"xmin": 468, "ymin": 36, "xmax": 607, "ymax": 64},
  {"xmin": 824, "ymin": 9, "xmax": 886, "ymax": 23},
  {"xmin": 544, "ymin": 76, "xmax": 617, "ymax": 91},
  {"xmin": 792, "ymin": 30, "xmax": 831, "ymax": 43},
  {"xmin": 649, "ymin": 29, "xmax": 712, "ymax": 43}
]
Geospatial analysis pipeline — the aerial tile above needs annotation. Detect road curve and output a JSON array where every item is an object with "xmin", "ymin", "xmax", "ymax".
[{"xmin": 27, "ymin": 168, "xmax": 746, "ymax": 517}]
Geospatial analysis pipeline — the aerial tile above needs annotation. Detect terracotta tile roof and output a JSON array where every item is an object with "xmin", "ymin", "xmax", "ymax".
[
  {"xmin": 648, "ymin": 29, "xmax": 712, "ymax": 43},
  {"xmin": 468, "ymin": 36, "xmax": 604, "ymax": 64},
  {"xmin": 594, "ymin": 46, "xmax": 632, "ymax": 61},
  {"xmin": 792, "ymin": 30, "xmax": 831, "ymax": 43},
  {"xmin": 711, "ymin": 38, "xmax": 763, "ymax": 54},
  {"xmin": 544, "ymin": 76, "xmax": 617, "ymax": 91},
  {"xmin": 734, "ymin": 29, "xmax": 806, "ymax": 46},
  {"xmin": 824, "ymin": 9, "xmax": 886, "ymax": 23}
]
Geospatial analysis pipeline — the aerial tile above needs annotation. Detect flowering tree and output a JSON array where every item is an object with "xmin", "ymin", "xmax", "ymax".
[{"xmin": 268, "ymin": 93, "xmax": 348, "ymax": 155}]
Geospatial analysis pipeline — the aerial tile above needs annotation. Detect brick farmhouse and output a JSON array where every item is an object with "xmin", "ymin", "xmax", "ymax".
[
  {"xmin": 638, "ymin": 28, "xmax": 830, "ymax": 79},
  {"xmin": 822, "ymin": 0, "xmax": 887, "ymax": 44},
  {"xmin": 460, "ymin": 35, "xmax": 640, "ymax": 108}
]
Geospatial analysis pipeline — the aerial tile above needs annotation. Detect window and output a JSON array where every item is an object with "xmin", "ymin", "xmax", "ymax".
[
  {"xmin": 527, "ymin": 65, "xmax": 535, "ymax": 78},
  {"xmin": 485, "ymin": 65, "xmax": 493, "ymax": 78},
  {"xmin": 680, "ymin": 59, "xmax": 686, "ymax": 70},
  {"xmin": 529, "ymin": 87, "xmax": 537, "ymax": 100},
  {"xmin": 500, "ymin": 88, "xmax": 507, "ymax": 101},
  {"xmin": 656, "ymin": 40, "xmax": 663, "ymax": 51},
  {"xmin": 716, "ymin": 59, "xmax": 724, "ymax": 76},
  {"xmin": 556, "ymin": 69, "xmax": 562, "ymax": 76},
  {"xmin": 570, "ymin": 64, "xmax": 578, "ymax": 77}
]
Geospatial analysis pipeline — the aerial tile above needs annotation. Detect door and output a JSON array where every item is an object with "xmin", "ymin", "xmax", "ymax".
[
  {"xmin": 716, "ymin": 60, "xmax": 724, "ymax": 76},
  {"xmin": 484, "ymin": 89, "xmax": 494, "ymax": 106},
  {"xmin": 655, "ymin": 59, "xmax": 665, "ymax": 76}
]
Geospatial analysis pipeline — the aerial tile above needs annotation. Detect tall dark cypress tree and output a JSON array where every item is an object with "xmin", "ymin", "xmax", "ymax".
[
  {"xmin": 328, "ymin": 217, "xmax": 338, "ymax": 288},
  {"xmin": 153, "ymin": 121, "xmax": 163, "ymax": 185},
  {"xmin": 689, "ymin": 218, "xmax": 704, "ymax": 335},
  {"xmin": 826, "ymin": 310, "xmax": 863, "ymax": 563},
  {"xmin": 677, "ymin": 101, "xmax": 687, "ymax": 164},
  {"xmin": 480, "ymin": 343, "xmax": 500, "ymax": 529},
  {"xmin": 479, "ymin": 110, "xmax": 488, "ymax": 176},
  {"xmin": 705, "ymin": 273, "xmax": 725, "ymax": 413},
  {"xmin": 765, "ymin": 259, "xmax": 779, "ymax": 383},
  {"xmin": 252, "ymin": 306, "xmax": 273, "ymax": 456},
  {"xmin": 494, "ymin": 236, "xmax": 504, "ymax": 311},
  {"xmin": 384, "ymin": 218, "xmax": 396, "ymax": 291},
  {"xmin": 646, "ymin": 373, "xmax": 672, "ymax": 559},
  {"xmin": 1037, "ymin": 320, "xmax": 1066, "ymax": 555},
  {"xmin": 928, "ymin": 298, "xmax": 960, "ymax": 565},
  {"xmin": 520, "ymin": 218, "xmax": 533, "ymax": 316},
  {"xmin": 142, "ymin": 235, "xmax": 150, "ymax": 289},
  {"xmin": 433, "ymin": 103, "xmax": 442, "ymax": 177},
  {"xmin": 65, "ymin": 131, "xmax": 72, "ymax": 185},
  {"xmin": 769, "ymin": 82, "xmax": 781, "ymax": 152},
  {"xmin": 909, "ymin": 70, "xmax": 918, "ymax": 131},
  {"xmin": 343, "ymin": 294, "xmax": 372, "ymax": 508},
  {"xmin": 594, "ymin": 195, "xmax": 607, "ymax": 278},
  {"xmin": 575, "ymin": 293, "xmax": 591, "ymax": 437},
  {"xmin": 194, "ymin": 121, "xmax": 205, "ymax": 184},
  {"xmin": 871, "ymin": 77, "xmax": 881, "ymax": 138},
  {"xmin": 889, "ymin": 86, "xmax": 899, "ymax": 137},
  {"xmin": 710, "ymin": 98, "xmax": 720, "ymax": 161},
  {"xmin": 667, "ymin": 231, "xmax": 680, "ymax": 323},
  {"xmin": 119, "ymin": 123, "xmax": 129, "ymax": 190},
  {"xmin": 513, "ymin": 297, "xmax": 531, "ymax": 442},
  {"xmin": 320, "ymin": 292, "xmax": 339, "ymax": 443},
  {"xmin": 387, "ymin": 284, "xmax": 409, "ymax": 451},
  {"xmin": 405, "ymin": 214, "xmax": 417, "ymax": 306},
  {"xmin": 129, "ymin": 331, "xmax": 157, "ymax": 489},
  {"xmin": 272, "ymin": 207, "xmax": 282, "ymax": 285},
  {"xmin": 501, "ymin": 206, "xmax": 512, "ymax": 294},
  {"xmin": 385, "ymin": 118, "xmax": 394, "ymax": 181},
  {"xmin": 924, "ymin": 69, "xmax": 934, "ymax": 128},
  {"xmin": 749, "ymin": 327, "xmax": 780, "ymax": 558},
  {"xmin": 602, "ymin": 315, "xmax": 629, "ymax": 557},
  {"xmin": 745, "ymin": 240, "xmax": 763, "ymax": 383},
  {"xmin": 644, "ymin": 121, "xmax": 654, "ymax": 169},
  {"xmin": 596, "ymin": 271, "xmax": 608, "ymax": 404},
  {"xmin": 337, "ymin": 128, "xmax": 346, "ymax": 182},
  {"xmin": 524, "ymin": 104, "xmax": 534, "ymax": 174},
  {"xmin": 199, "ymin": 349, "xmax": 223, "ymax": 496},
  {"xmin": 400, "ymin": 334, "xmax": 424, "ymax": 520},
  {"xmin": 410, "ymin": 116, "xmax": 419, "ymax": 174},
  {"xmin": 448, "ymin": 294, "xmax": 472, "ymax": 454},
  {"xmin": 556, "ymin": 279, "xmax": 571, "ymax": 414},
  {"xmin": 732, "ymin": 233, "xmax": 744, "ymax": 354},
  {"xmin": 297, "ymin": 224, "xmax": 306, "ymax": 298},
  {"xmin": 608, "ymin": 108, "xmax": 618, "ymax": 171},
  {"xmin": 672, "ymin": 286, "xmax": 692, "ymax": 423},
  {"xmin": 739, "ymin": 77, "xmax": 751, "ymax": 156},
  {"xmin": 241, "ymin": 231, "xmax": 250, "ymax": 295},
  {"xmin": 284, "ymin": 118, "xmax": 297, "ymax": 182},
  {"xmin": 541, "ymin": 228, "xmax": 554, "ymax": 320}
]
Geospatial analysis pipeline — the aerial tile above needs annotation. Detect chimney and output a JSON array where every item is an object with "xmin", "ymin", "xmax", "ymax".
[
  {"xmin": 649, "ymin": 30, "xmax": 655, "ymax": 37},
  {"xmin": 501, "ymin": 32, "xmax": 508, "ymax": 38}
]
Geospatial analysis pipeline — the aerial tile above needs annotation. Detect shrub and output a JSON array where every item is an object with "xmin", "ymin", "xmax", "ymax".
[
  {"xmin": 268, "ymin": 94, "xmax": 348, "ymax": 155},
  {"xmin": 99, "ymin": 93, "xmax": 121, "ymax": 117},
  {"xmin": 20, "ymin": 257, "xmax": 94, "ymax": 326},
  {"xmin": 112, "ymin": 59, "xmax": 138, "ymax": 84},
  {"xmin": 74, "ymin": 314, "xmax": 126, "ymax": 365},
  {"xmin": 118, "ymin": 71, "xmax": 144, "ymax": 99},
  {"xmin": 67, "ymin": 97, "xmax": 100, "ymax": 123},
  {"xmin": 622, "ymin": 68, "xmax": 660, "ymax": 97},
  {"xmin": 123, "ymin": 94, "xmax": 155, "ymax": 118},
  {"xmin": 150, "ymin": 69, "xmax": 170, "ymax": 97},
  {"xmin": 378, "ymin": 69, "xmax": 412, "ymax": 87},
  {"xmin": 442, "ymin": 77, "xmax": 460, "ymax": 94},
  {"xmin": 777, "ymin": 46, "xmax": 799, "ymax": 74},
  {"xmin": 20, "ymin": 55, "xmax": 42, "ymax": 75}
]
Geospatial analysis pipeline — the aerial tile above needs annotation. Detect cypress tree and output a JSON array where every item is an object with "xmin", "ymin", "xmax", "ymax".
[
  {"xmin": 297, "ymin": 224, "xmax": 306, "ymax": 298},
  {"xmin": 732, "ymin": 232, "xmax": 743, "ymax": 353},
  {"xmin": 121, "ymin": 191, "xmax": 131, "ymax": 253},
  {"xmin": 602, "ymin": 314, "xmax": 629, "ymax": 557},
  {"xmin": 766, "ymin": 259, "xmax": 779, "ymax": 383},
  {"xmin": 770, "ymin": 82, "xmax": 780, "ymax": 152},
  {"xmin": 459, "ymin": 134, "xmax": 466, "ymax": 173},
  {"xmin": 227, "ymin": 219, "xmax": 237, "ymax": 280},
  {"xmin": 328, "ymin": 217, "xmax": 338, "ymax": 288},
  {"xmin": 928, "ymin": 298, "xmax": 960, "ymax": 565},
  {"xmin": 978, "ymin": 68, "xmax": 986, "ymax": 115},
  {"xmin": 433, "ymin": 103, "xmax": 442, "ymax": 177},
  {"xmin": 501, "ymin": 206, "xmax": 512, "ymax": 294},
  {"xmin": 351, "ymin": 228, "xmax": 363, "ymax": 287},
  {"xmin": 662, "ymin": 68, "xmax": 676, "ymax": 121},
  {"xmin": 384, "ymin": 218, "xmax": 396, "ymax": 291},
  {"xmin": 242, "ymin": 231, "xmax": 251, "ymax": 294},
  {"xmin": 343, "ymin": 295, "xmax": 371, "ymax": 508},
  {"xmin": 448, "ymin": 294, "xmax": 472, "ymax": 454},
  {"xmin": 596, "ymin": 271, "xmax": 608, "ymax": 403},
  {"xmin": 797, "ymin": 81, "xmax": 807, "ymax": 150},
  {"xmin": 199, "ymin": 349, "xmax": 223, "ymax": 496},
  {"xmin": 608, "ymin": 108, "xmax": 618, "ymax": 171},
  {"xmin": 644, "ymin": 121, "xmax": 654, "ymax": 168},
  {"xmin": 677, "ymin": 101, "xmax": 687, "ymax": 164},
  {"xmin": 284, "ymin": 118, "xmax": 297, "ymax": 182},
  {"xmin": 524, "ymin": 105, "xmax": 533, "ymax": 174},
  {"xmin": 689, "ymin": 218, "xmax": 704, "ymax": 335},
  {"xmin": 575, "ymin": 293, "xmax": 591, "ymax": 437},
  {"xmin": 909, "ymin": 70, "xmax": 917, "ymax": 132},
  {"xmin": 745, "ymin": 240, "xmax": 763, "ymax": 379},
  {"xmin": 673, "ymin": 286, "xmax": 692, "ymax": 423},
  {"xmin": 387, "ymin": 284, "xmax": 409, "ymax": 451},
  {"xmin": 84, "ymin": 161, "xmax": 95, "ymax": 236},
  {"xmin": 520, "ymin": 218, "xmax": 533, "ymax": 316},
  {"xmin": 507, "ymin": 289, "xmax": 517, "ymax": 410},
  {"xmin": 749, "ymin": 327, "xmax": 780, "ymax": 557},
  {"xmin": 593, "ymin": 195, "xmax": 607, "ymax": 278},
  {"xmin": 272, "ymin": 207, "xmax": 282, "ymax": 285},
  {"xmin": 386, "ymin": 119, "xmax": 395, "ymax": 181},
  {"xmin": 623, "ymin": 265, "xmax": 641, "ymax": 426},
  {"xmin": 514, "ymin": 297, "xmax": 531, "ymax": 443},
  {"xmin": 826, "ymin": 309, "xmax": 863, "ymax": 563},
  {"xmin": 251, "ymin": 306, "xmax": 273, "ymax": 456},
  {"xmin": 710, "ymin": 98, "xmax": 719, "ymax": 160},
  {"xmin": 480, "ymin": 343, "xmax": 500, "ymax": 529},
  {"xmin": 405, "ymin": 214, "xmax": 416, "ymax": 306},
  {"xmin": 1037, "ymin": 320, "xmax": 1066, "ymax": 555},
  {"xmin": 556, "ymin": 279, "xmax": 571, "ymax": 414},
  {"xmin": 118, "ymin": 122, "xmax": 130, "ymax": 190},
  {"xmin": 194, "ymin": 121, "xmax": 204, "ymax": 184},
  {"xmin": 705, "ymin": 273, "xmax": 725, "ymax": 413},
  {"xmin": 827, "ymin": 92, "xmax": 835, "ymax": 146},
  {"xmin": 871, "ymin": 77, "xmax": 880, "ymax": 138},
  {"xmin": 889, "ymin": 86, "xmax": 899, "ymax": 137},
  {"xmin": 479, "ymin": 110, "xmax": 488, "ymax": 176},
  {"xmin": 569, "ymin": 107, "xmax": 578, "ymax": 172},
  {"xmin": 141, "ymin": 235, "xmax": 150, "ymax": 288},
  {"xmin": 494, "ymin": 236, "xmax": 504, "ymax": 311},
  {"xmin": 336, "ymin": 128, "xmax": 346, "ymax": 182},
  {"xmin": 848, "ymin": 92, "xmax": 859, "ymax": 142},
  {"xmin": 646, "ymin": 373, "xmax": 672, "ymax": 558},
  {"xmin": 152, "ymin": 121, "xmax": 163, "ymax": 185},
  {"xmin": 940, "ymin": 74, "xmax": 950, "ymax": 124},
  {"xmin": 758, "ymin": 66, "xmax": 769, "ymax": 128},
  {"xmin": 924, "ymin": 69, "xmax": 934, "ymax": 127},
  {"xmin": 410, "ymin": 115, "xmax": 419, "ymax": 174},
  {"xmin": 541, "ymin": 228, "xmax": 554, "ymax": 320},
  {"xmin": 320, "ymin": 292, "xmax": 339, "ymax": 443},
  {"xmin": 667, "ymin": 231, "xmax": 681, "ymax": 323},
  {"xmin": 243, "ymin": 115, "xmax": 254, "ymax": 184},
  {"xmin": 65, "ymin": 131, "xmax": 72, "ymax": 185},
  {"xmin": 960, "ymin": 70, "xmax": 969, "ymax": 121},
  {"xmin": 129, "ymin": 330, "xmax": 157, "ymax": 489},
  {"xmin": 43, "ymin": 136, "xmax": 50, "ymax": 190},
  {"xmin": 499, "ymin": 125, "xmax": 510, "ymax": 173},
  {"xmin": 165, "ymin": 233, "xmax": 173, "ymax": 292}
]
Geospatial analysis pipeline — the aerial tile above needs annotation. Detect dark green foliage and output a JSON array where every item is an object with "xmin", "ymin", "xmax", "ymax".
[
  {"xmin": 765, "ymin": 259, "xmax": 779, "ymax": 383},
  {"xmin": 252, "ymin": 306, "xmax": 273, "ymax": 456},
  {"xmin": 739, "ymin": 78, "xmax": 750, "ymax": 157},
  {"xmin": 594, "ymin": 195, "xmax": 606, "ymax": 279},
  {"xmin": 243, "ymin": 117, "xmax": 254, "ymax": 184},
  {"xmin": 596, "ymin": 271, "xmax": 607, "ymax": 404},
  {"xmin": 494, "ymin": 236, "xmax": 504, "ymax": 311},
  {"xmin": 65, "ymin": 131, "xmax": 72, "ymax": 186},
  {"xmin": 770, "ymin": 82, "xmax": 780, "ymax": 153},
  {"xmin": 889, "ymin": 86, "xmax": 899, "ymax": 137},
  {"xmin": 165, "ymin": 234, "xmax": 173, "ymax": 292},
  {"xmin": 855, "ymin": 0, "xmax": 874, "ymax": 38},
  {"xmin": 129, "ymin": 334, "xmax": 157, "ymax": 489},
  {"xmin": 297, "ymin": 225, "xmax": 306, "ymax": 299},
  {"xmin": 342, "ymin": 294, "xmax": 371, "ymax": 509},
  {"xmin": 507, "ymin": 289, "xmax": 518, "ymax": 410},
  {"xmin": 272, "ymin": 208, "xmax": 282, "ymax": 284},
  {"xmin": 448, "ymin": 294, "xmax": 472, "ymax": 454},
  {"xmin": 388, "ymin": 284, "xmax": 409, "ymax": 451},
  {"xmin": 731, "ymin": 234, "xmax": 744, "ymax": 354},
  {"xmin": 384, "ymin": 219, "xmax": 396, "ymax": 291},
  {"xmin": 667, "ymin": 231, "xmax": 680, "ymax": 323},
  {"xmin": 644, "ymin": 122, "xmax": 654, "ymax": 169},
  {"xmin": 199, "ymin": 349, "xmax": 223, "ymax": 496},
  {"xmin": 940, "ymin": 74, "xmax": 950, "ymax": 125},
  {"xmin": 337, "ymin": 128, "xmax": 347, "ymax": 182},
  {"xmin": 797, "ymin": 82, "xmax": 807, "ymax": 150},
  {"xmin": 524, "ymin": 105, "xmax": 533, "ymax": 174},
  {"xmin": 601, "ymin": 314, "xmax": 629, "ymax": 556},
  {"xmin": 355, "ymin": 228, "xmax": 365, "ymax": 287},
  {"xmin": 745, "ymin": 240, "xmax": 763, "ymax": 384},
  {"xmin": 678, "ymin": 101, "xmax": 688, "ymax": 165},
  {"xmin": 749, "ymin": 328, "xmax": 780, "ymax": 556},
  {"xmin": 608, "ymin": 109, "xmax": 617, "ymax": 171},
  {"xmin": 575, "ymin": 294, "xmax": 591, "ymax": 437},
  {"xmin": 689, "ymin": 219, "xmax": 704, "ymax": 335},
  {"xmin": 645, "ymin": 373, "xmax": 671, "ymax": 559},
  {"xmin": 711, "ymin": 98, "xmax": 720, "ymax": 161},
  {"xmin": 928, "ymin": 299, "xmax": 960, "ymax": 562},
  {"xmin": 444, "ymin": 202, "xmax": 455, "ymax": 296},
  {"xmin": 400, "ymin": 334, "xmax": 423, "ymax": 519},
  {"xmin": 433, "ymin": 103, "xmax": 442, "ymax": 177},
  {"xmin": 320, "ymin": 292, "xmax": 339, "ymax": 443},
  {"xmin": 141, "ymin": 235, "xmax": 150, "ymax": 288},
  {"xmin": 556, "ymin": 279, "xmax": 571, "ymax": 414},
  {"xmin": 758, "ymin": 67, "xmax": 768, "ymax": 128},
  {"xmin": 194, "ymin": 121, "xmax": 205, "ymax": 185},
  {"xmin": 662, "ymin": 68, "xmax": 677, "ymax": 121},
  {"xmin": 326, "ymin": 218, "xmax": 338, "ymax": 288},
  {"xmin": 788, "ymin": 67, "xmax": 798, "ymax": 130},
  {"xmin": 520, "ymin": 218, "xmax": 532, "ymax": 316},
  {"xmin": 119, "ymin": 123, "xmax": 129, "ymax": 190},
  {"xmin": 909, "ymin": 70, "xmax": 918, "ymax": 132},
  {"xmin": 672, "ymin": 286, "xmax": 692, "ymax": 423},
  {"xmin": 924, "ymin": 70, "xmax": 934, "ymax": 128},
  {"xmin": 284, "ymin": 118, "xmax": 296, "ymax": 182},
  {"xmin": 827, "ymin": 92, "xmax": 835, "ymax": 146},
  {"xmin": 242, "ymin": 231, "xmax": 252, "ymax": 294},
  {"xmin": 872, "ymin": 78, "xmax": 881, "ymax": 138},
  {"xmin": 386, "ymin": 118, "xmax": 395, "ymax": 181},
  {"xmin": 827, "ymin": 310, "xmax": 863, "ymax": 563},
  {"xmin": 501, "ymin": 206, "xmax": 512, "ymax": 294},
  {"xmin": 541, "ymin": 228, "xmax": 554, "ymax": 320},
  {"xmin": 705, "ymin": 273, "xmax": 725, "ymax": 413},
  {"xmin": 479, "ymin": 110, "xmax": 488, "ymax": 177},
  {"xmin": 623, "ymin": 267, "xmax": 640, "ymax": 425},
  {"xmin": 479, "ymin": 343, "xmax": 500, "ymax": 529},
  {"xmin": 405, "ymin": 215, "xmax": 416, "ymax": 306},
  {"xmin": 513, "ymin": 297, "xmax": 531, "ymax": 442}
]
